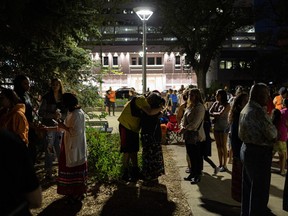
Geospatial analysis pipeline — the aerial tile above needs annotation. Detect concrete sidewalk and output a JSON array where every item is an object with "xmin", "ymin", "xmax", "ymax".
[
  {"xmin": 91, "ymin": 110, "xmax": 286, "ymax": 216},
  {"xmin": 168, "ymin": 143, "xmax": 286, "ymax": 216}
]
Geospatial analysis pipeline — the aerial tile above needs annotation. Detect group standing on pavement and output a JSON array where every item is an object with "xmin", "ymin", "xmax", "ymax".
[
  {"xmin": 3, "ymin": 75, "xmax": 288, "ymax": 215},
  {"xmin": 151, "ymin": 84, "xmax": 288, "ymax": 215}
]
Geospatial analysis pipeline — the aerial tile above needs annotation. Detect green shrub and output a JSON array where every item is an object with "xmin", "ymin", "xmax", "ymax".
[
  {"xmin": 86, "ymin": 127, "xmax": 143, "ymax": 182},
  {"xmin": 116, "ymin": 98, "xmax": 128, "ymax": 107},
  {"xmin": 86, "ymin": 127, "xmax": 122, "ymax": 182}
]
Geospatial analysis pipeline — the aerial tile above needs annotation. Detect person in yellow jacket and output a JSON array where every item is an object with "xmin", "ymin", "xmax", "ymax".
[
  {"xmin": 108, "ymin": 87, "xmax": 116, "ymax": 116},
  {"xmin": 118, "ymin": 93, "xmax": 163, "ymax": 182}
]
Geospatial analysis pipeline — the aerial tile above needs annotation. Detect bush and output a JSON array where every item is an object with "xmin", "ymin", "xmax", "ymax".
[{"xmin": 86, "ymin": 127, "xmax": 122, "ymax": 182}]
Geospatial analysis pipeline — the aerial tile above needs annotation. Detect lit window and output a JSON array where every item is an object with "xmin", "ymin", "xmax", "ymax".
[
  {"xmin": 226, "ymin": 61, "xmax": 233, "ymax": 69},
  {"xmin": 219, "ymin": 61, "xmax": 225, "ymax": 69}
]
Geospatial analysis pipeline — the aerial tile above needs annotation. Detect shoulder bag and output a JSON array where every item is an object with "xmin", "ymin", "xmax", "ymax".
[{"xmin": 183, "ymin": 120, "xmax": 203, "ymax": 145}]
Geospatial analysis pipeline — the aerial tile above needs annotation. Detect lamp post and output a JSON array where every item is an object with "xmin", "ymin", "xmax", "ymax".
[{"xmin": 134, "ymin": 7, "xmax": 153, "ymax": 94}]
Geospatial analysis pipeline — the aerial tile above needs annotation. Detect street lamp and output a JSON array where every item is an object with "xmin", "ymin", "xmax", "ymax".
[{"xmin": 134, "ymin": 7, "xmax": 153, "ymax": 94}]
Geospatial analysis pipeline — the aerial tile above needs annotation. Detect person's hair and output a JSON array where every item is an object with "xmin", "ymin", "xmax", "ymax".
[
  {"xmin": 249, "ymin": 83, "xmax": 267, "ymax": 103},
  {"xmin": 228, "ymin": 92, "xmax": 248, "ymax": 123},
  {"xmin": 50, "ymin": 78, "xmax": 64, "ymax": 94},
  {"xmin": 187, "ymin": 88, "xmax": 203, "ymax": 106},
  {"xmin": 146, "ymin": 92, "xmax": 165, "ymax": 108},
  {"xmin": 271, "ymin": 108, "xmax": 281, "ymax": 126},
  {"xmin": 216, "ymin": 89, "xmax": 228, "ymax": 105},
  {"xmin": 0, "ymin": 89, "xmax": 21, "ymax": 107},
  {"xmin": 182, "ymin": 88, "xmax": 190, "ymax": 101},
  {"xmin": 235, "ymin": 85, "xmax": 244, "ymax": 96},
  {"xmin": 62, "ymin": 93, "xmax": 80, "ymax": 112},
  {"xmin": 279, "ymin": 87, "xmax": 287, "ymax": 95},
  {"xmin": 13, "ymin": 75, "xmax": 29, "ymax": 94}
]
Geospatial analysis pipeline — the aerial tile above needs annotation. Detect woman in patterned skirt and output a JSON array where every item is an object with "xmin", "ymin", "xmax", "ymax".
[
  {"xmin": 57, "ymin": 93, "xmax": 88, "ymax": 204},
  {"xmin": 141, "ymin": 91, "xmax": 165, "ymax": 185}
]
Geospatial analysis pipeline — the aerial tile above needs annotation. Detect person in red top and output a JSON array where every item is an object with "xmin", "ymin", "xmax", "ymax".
[{"xmin": 108, "ymin": 87, "xmax": 116, "ymax": 116}]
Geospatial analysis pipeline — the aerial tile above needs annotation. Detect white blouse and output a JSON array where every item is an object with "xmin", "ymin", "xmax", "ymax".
[{"xmin": 63, "ymin": 109, "xmax": 87, "ymax": 167}]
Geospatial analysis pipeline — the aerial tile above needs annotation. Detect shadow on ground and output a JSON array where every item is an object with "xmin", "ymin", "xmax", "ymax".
[
  {"xmin": 99, "ymin": 183, "xmax": 176, "ymax": 216},
  {"xmin": 37, "ymin": 198, "xmax": 82, "ymax": 216},
  {"xmin": 197, "ymin": 173, "xmax": 278, "ymax": 216},
  {"xmin": 197, "ymin": 173, "xmax": 240, "ymax": 216},
  {"xmin": 199, "ymin": 198, "xmax": 240, "ymax": 216}
]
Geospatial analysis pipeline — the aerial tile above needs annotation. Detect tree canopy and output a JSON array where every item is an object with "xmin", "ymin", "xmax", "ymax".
[
  {"xmin": 0, "ymin": 0, "xmax": 108, "ymax": 94},
  {"xmin": 157, "ymin": 0, "xmax": 253, "ymax": 93}
]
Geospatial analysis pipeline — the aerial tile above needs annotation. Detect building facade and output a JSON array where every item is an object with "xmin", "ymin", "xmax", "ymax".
[{"xmin": 88, "ymin": 0, "xmax": 256, "ymax": 94}]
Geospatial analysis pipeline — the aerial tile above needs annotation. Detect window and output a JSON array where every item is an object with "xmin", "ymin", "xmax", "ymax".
[
  {"xmin": 113, "ymin": 56, "xmax": 118, "ymax": 66},
  {"xmin": 175, "ymin": 56, "xmax": 181, "ymax": 65},
  {"xmin": 131, "ymin": 57, "xmax": 137, "ymax": 65},
  {"xmin": 219, "ymin": 61, "xmax": 225, "ymax": 69},
  {"xmin": 147, "ymin": 57, "xmax": 155, "ymax": 65},
  {"xmin": 219, "ymin": 60, "xmax": 254, "ymax": 70},
  {"xmin": 103, "ymin": 56, "xmax": 109, "ymax": 66},
  {"xmin": 226, "ymin": 61, "xmax": 233, "ymax": 69},
  {"xmin": 156, "ymin": 57, "xmax": 162, "ymax": 65},
  {"xmin": 138, "ymin": 57, "xmax": 142, "ymax": 65}
]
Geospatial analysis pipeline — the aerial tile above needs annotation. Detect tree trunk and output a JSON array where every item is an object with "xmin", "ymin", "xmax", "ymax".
[{"xmin": 196, "ymin": 68, "xmax": 207, "ymax": 96}]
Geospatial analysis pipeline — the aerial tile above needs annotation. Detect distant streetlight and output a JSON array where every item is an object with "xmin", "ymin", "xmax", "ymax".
[{"xmin": 134, "ymin": 7, "xmax": 153, "ymax": 94}]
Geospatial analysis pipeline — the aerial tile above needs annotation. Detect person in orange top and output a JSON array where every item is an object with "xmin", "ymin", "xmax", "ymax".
[
  {"xmin": 108, "ymin": 87, "xmax": 116, "ymax": 116},
  {"xmin": 273, "ymin": 87, "xmax": 287, "ymax": 110},
  {"xmin": 0, "ymin": 89, "xmax": 29, "ymax": 145}
]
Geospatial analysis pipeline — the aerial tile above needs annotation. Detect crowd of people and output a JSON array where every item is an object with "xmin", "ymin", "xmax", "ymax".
[
  {"xmin": 3, "ymin": 75, "xmax": 288, "ymax": 215},
  {"xmin": 117, "ymin": 83, "xmax": 288, "ymax": 215},
  {"xmin": 0, "ymin": 75, "xmax": 88, "ymax": 214}
]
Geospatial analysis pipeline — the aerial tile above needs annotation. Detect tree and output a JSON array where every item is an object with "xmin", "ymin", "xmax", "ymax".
[
  {"xmin": 157, "ymin": 0, "xmax": 253, "ymax": 93},
  {"xmin": 0, "ymin": 0, "xmax": 108, "ymax": 94}
]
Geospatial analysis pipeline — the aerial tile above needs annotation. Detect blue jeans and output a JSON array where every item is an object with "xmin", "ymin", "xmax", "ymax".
[
  {"xmin": 45, "ymin": 131, "xmax": 63, "ymax": 172},
  {"xmin": 172, "ymin": 102, "xmax": 178, "ymax": 114},
  {"xmin": 240, "ymin": 143, "xmax": 272, "ymax": 216}
]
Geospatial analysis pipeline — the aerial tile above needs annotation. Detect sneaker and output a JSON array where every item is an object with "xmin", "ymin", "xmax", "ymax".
[
  {"xmin": 213, "ymin": 167, "xmax": 220, "ymax": 175},
  {"xmin": 219, "ymin": 166, "xmax": 227, "ymax": 172},
  {"xmin": 190, "ymin": 176, "xmax": 201, "ymax": 184}
]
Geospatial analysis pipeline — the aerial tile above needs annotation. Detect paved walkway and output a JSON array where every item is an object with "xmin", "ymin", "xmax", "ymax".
[{"xmin": 91, "ymin": 110, "xmax": 287, "ymax": 216}]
